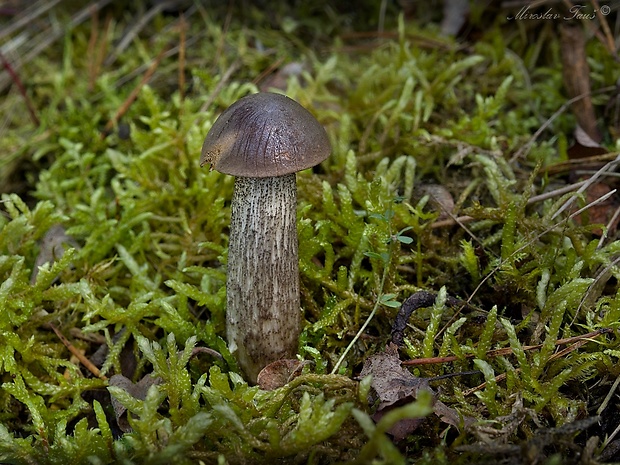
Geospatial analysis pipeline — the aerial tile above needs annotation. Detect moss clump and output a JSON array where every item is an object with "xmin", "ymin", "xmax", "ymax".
[{"xmin": 0, "ymin": 2, "xmax": 619, "ymax": 464}]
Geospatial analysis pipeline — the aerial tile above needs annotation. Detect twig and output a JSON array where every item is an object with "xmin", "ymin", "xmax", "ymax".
[
  {"xmin": 599, "ymin": 374, "xmax": 620, "ymax": 453},
  {"xmin": 464, "ymin": 185, "xmax": 617, "ymax": 312},
  {"xmin": 50, "ymin": 323, "xmax": 106, "ymax": 380},
  {"xmin": 574, "ymin": 255, "xmax": 620, "ymax": 325},
  {"xmin": 599, "ymin": 204, "xmax": 620, "ymax": 248},
  {"xmin": 591, "ymin": 0, "xmax": 618, "ymax": 58},
  {"xmin": 597, "ymin": 373, "xmax": 620, "ymax": 416},
  {"xmin": 551, "ymin": 154, "xmax": 620, "ymax": 220}
]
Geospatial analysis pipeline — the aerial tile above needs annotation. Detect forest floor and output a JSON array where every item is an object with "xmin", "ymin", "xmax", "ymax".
[{"xmin": 0, "ymin": 1, "xmax": 620, "ymax": 464}]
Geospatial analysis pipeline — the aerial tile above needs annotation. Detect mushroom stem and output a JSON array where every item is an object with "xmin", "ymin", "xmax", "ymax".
[{"xmin": 227, "ymin": 174, "xmax": 301, "ymax": 382}]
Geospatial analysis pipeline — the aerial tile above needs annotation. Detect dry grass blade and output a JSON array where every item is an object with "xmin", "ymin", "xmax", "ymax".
[
  {"xmin": 96, "ymin": 34, "xmax": 201, "ymax": 99},
  {"xmin": 464, "ymin": 185, "xmax": 618, "ymax": 308},
  {"xmin": 104, "ymin": 0, "xmax": 184, "ymax": 66},
  {"xmin": 430, "ymin": 180, "xmax": 591, "ymax": 229},
  {"xmin": 551, "ymin": 153, "xmax": 620, "ymax": 220},
  {"xmin": 197, "ymin": 59, "xmax": 241, "ymax": 114},
  {"xmin": 0, "ymin": 0, "xmax": 114, "ymax": 93},
  {"xmin": 591, "ymin": 0, "xmax": 618, "ymax": 57},
  {"xmin": 573, "ymin": 254, "xmax": 620, "ymax": 325},
  {"xmin": 0, "ymin": 0, "xmax": 62, "ymax": 41},
  {"xmin": 50, "ymin": 323, "xmax": 106, "ymax": 380}
]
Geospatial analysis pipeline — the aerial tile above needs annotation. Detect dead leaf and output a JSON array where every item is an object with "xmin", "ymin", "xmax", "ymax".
[
  {"xmin": 360, "ymin": 344, "xmax": 430, "ymax": 407},
  {"xmin": 89, "ymin": 328, "xmax": 137, "ymax": 379},
  {"xmin": 256, "ymin": 359, "xmax": 309, "ymax": 390},
  {"xmin": 413, "ymin": 184, "xmax": 455, "ymax": 221},
  {"xmin": 567, "ymin": 125, "xmax": 608, "ymax": 159},
  {"xmin": 109, "ymin": 373, "xmax": 163, "ymax": 432},
  {"xmin": 360, "ymin": 343, "xmax": 473, "ymax": 441},
  {"xmin": 360, "ymin": 344, "xmax": 431, "ymax": 440},
  {"xmin": 31, "ymin": 224, "xmax": 79, "ymax": 283},
  {"xmin": 472, "ymin": 394, "xmax": 541, "ymax": 445}
]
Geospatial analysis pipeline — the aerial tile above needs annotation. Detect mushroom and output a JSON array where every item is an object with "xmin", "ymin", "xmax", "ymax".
[{"xmin": 200, "ymin": 92, "xmax": 331, "ymax": 382}]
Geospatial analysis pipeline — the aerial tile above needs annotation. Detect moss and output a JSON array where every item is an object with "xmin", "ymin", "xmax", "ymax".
[{"xmin": 0, "ymin": 2, "xmax": 619, "ymax": 463}]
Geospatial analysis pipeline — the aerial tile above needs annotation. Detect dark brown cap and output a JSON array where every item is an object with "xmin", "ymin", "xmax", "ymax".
[{"xmin": 200, "ymin": 92, "xmax": 331, "ymax": 178}]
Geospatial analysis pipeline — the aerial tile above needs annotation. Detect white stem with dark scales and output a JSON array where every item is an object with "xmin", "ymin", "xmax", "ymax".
[{"xmin": 227, "ymin": 174, "xmax": 301, "ymax": 382}]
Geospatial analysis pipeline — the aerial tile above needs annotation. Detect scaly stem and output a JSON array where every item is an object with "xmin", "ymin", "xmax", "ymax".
[{"xmin": 227, "ymin": 174, "xmax": 301, "ymax": 382}]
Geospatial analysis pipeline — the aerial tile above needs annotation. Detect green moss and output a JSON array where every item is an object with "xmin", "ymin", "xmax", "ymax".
[{"xmin": 0, "ymin": 3, "xmax": 619, "ymax": 463}]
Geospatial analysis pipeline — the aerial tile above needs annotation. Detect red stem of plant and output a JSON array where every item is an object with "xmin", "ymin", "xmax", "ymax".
[
  {"xmin": 0, "ymin": 51, "xmax": 40, "ymax": 126},
  {"xmin": 402, "ymin": 328, "xmax": 611, "ymax": 366}
]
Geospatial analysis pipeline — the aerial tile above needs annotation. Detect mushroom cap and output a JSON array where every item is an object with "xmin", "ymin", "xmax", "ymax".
[{"xmin": 200, "ymin": 92, "xmax": 331, "ymax": 178}]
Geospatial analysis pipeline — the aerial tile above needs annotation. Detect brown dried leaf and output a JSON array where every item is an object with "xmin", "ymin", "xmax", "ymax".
[
  {"xmin": 360, "ymin": 344, "xmax": 430, "ymax": 440},
  {"xmin": 256, "ymin": 359, "xmax": 309, "ymax": 390},
  {"xmin": 360, "ymin": 343, "xmax": 473, "ymax": 440},
  {"xmin": 413, "ymin": 184, "xmax": 455, "ymax": 220},
  {"xmin": 360, "ymin": 344, "xmax": 430, "ymax": 408},
  {"xmin": 567, "ymin": 125, "xmax": 608, "ymax": 159}
]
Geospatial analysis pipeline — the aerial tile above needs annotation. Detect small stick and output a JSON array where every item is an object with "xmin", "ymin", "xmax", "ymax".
[
  {"xmin": 402, "ymin": 328, "xmax": 610, "ymax": 366},
  {"xmin": 50, "ymin": 323, "xmax": 106, "ymax": 380}
]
